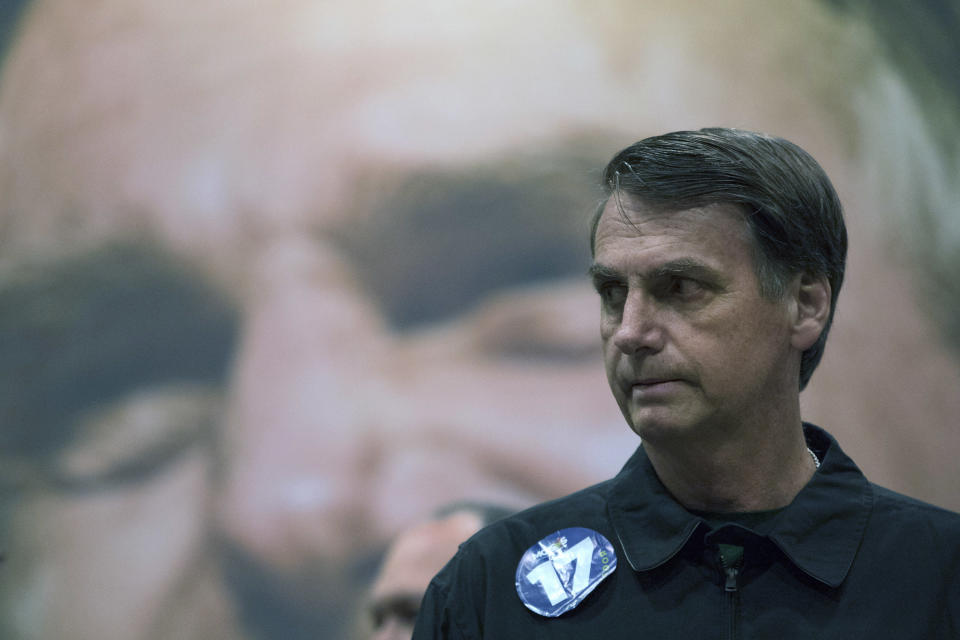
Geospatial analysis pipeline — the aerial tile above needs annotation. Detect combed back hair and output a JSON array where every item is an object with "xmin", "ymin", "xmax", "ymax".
[{"xmin": 591, "ymin": 128, "xmax": 847, "ymax": 390}]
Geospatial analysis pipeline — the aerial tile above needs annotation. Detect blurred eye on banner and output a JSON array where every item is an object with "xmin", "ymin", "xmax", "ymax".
[{"xmin": 51, "ymin": 384, "xmax": 222, "ymax": 492}]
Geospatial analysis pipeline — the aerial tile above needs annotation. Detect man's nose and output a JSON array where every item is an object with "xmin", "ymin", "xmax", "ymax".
[
  {"xmin": 612, "ymin": 289, "xmax": 665, "ymax": 354},
  {"xmin": 215, "ymin": 239, "xmax": 395, "ymax": 572}
]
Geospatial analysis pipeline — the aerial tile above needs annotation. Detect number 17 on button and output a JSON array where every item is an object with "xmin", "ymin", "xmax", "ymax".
[{"xmin": 515, "ymin": 527, "xmax": 617, "ymax": 617}]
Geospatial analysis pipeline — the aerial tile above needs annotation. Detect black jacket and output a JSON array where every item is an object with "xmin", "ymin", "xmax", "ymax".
[{"xmin": 413, "ymin": 425, "xmax": 960, "ymax": 639}]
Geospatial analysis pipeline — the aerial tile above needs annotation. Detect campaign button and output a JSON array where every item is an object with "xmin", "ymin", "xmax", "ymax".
[{"xmin": 515, "ymin": 527, "xmax": 617, "ymax": 617}]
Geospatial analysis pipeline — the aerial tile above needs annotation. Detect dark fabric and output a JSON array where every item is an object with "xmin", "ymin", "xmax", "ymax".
[
  {"xmin": 691, "ymin": 507, "xmax": 784, "ymax": 534},
  {"xmin": 413, "ymin": 424, "xmax": 960, "ymax": 639}
]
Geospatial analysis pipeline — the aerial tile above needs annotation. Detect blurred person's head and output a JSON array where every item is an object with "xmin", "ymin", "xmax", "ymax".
[
  {"xmin": 1, "ymin": 2, "xmax": 959, "ymax": 640},
  {"xmin": 364, "ymin": 502, "xmax": 513, "ymax": 640}
]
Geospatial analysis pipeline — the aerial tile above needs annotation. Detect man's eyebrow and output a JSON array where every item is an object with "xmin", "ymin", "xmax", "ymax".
[
  {"xmin": 588, "ymin": 259, "xmax": 719, "ymax": 283},
  {"xmin": 330, "ymin": 163, "xmax": 595, "ymax": 329},
  {"xmin": 649, "ymin": 258, "xmax": 719, "ymax": 280},
  {"xmin": 0, "ymin": 242, "xmax": 239, "ymax": 459},
  {"xmin": 587, "ymin": 263, "xmax": 622, "ymax": 284}
]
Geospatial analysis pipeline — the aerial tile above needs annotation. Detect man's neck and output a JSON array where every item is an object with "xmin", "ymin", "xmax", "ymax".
[{"xmin": 643, "ymin": 415, "xmax": 817, "ymax": 513}]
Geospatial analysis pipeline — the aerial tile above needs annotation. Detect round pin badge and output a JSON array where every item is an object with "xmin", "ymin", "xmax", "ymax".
[{"xmin": 515, "ymin": 527, "xmax": 617, "ymax": 617}]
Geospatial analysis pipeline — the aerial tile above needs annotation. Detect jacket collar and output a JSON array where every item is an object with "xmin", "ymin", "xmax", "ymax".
[{"xmin": 607, "ymin": 423, "xmax": 874, "ymax": 587}]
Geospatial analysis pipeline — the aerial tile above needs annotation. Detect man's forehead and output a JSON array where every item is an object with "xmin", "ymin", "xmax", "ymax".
[
  {"xmin": 595, "ymin": 198, "xmax": 751, "ymax": 246},
  {"xmin": 590, "ymin": 199, "xmax": 759, "ymax": 287}
]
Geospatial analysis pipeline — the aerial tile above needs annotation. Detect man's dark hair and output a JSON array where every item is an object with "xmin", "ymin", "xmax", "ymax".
[{"xmin": 591, "ymin": 128, "xmax": 847, "ymax": 390}]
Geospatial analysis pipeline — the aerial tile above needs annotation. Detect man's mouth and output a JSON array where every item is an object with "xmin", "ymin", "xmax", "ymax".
[
  {"xmin": 635, "ymin": 378, "xmax": 676, "ymax": 386},
  {"xmin": 629, "ymin": 378, "xmax": 685, "ymax": 397},
  {"xmin": 631, "ymin": 376, "xmax": 682, "ymax": 387}
]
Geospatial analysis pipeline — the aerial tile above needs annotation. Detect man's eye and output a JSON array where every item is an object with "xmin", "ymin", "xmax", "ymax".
[
  {"xmin": 661, "ymin": 277, "xmax": 706, "ymax": 300},
  {"xmin": 674, "ymin": 278, "xmax": 700, "ymax": 294},
  {"xmin": 599, "ymin": 284, "xmax": 627, "ymax": 308}
]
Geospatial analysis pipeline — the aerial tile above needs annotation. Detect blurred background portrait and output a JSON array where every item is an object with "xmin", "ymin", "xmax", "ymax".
[{"xmin": 0, "ymin": 1, "xmax": 957, "ymax": 638}]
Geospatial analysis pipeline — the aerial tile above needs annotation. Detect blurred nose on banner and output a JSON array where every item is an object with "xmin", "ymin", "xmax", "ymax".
[{"xmin": 215, "ymin": 235, "xmax": 396, "ymax": 572}]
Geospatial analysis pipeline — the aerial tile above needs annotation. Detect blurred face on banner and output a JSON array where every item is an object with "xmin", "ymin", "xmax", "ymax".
[{"xmin": 1, "ymin": 1, "xmax": 959, "ymax": 639}]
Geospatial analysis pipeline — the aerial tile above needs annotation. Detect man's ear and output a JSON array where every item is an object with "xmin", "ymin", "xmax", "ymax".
[{"xmin": 790, "ymin": 272, "xmax": 831, "ymax": 351}]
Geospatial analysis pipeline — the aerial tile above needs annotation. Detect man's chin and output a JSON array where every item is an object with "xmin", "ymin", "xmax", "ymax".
[{"xmin": 627, "ymin": 408, "xmax": 701, "ymax": 444}]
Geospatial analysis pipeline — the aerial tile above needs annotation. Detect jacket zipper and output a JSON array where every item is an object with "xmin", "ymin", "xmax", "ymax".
[{"xmin": 718, "ymin": 546, "xmax": 742, "ymax": 640}]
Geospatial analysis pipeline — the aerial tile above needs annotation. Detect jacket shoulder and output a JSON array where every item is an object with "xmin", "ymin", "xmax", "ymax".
[
  {"xmin": 871, "ymin": 484, "xmax": 960, "ymax": 522},
  {"xmin": 469, "ymin": 477, "xmax": 617, "ymax": 548},
  {"xmin": 868, "ymin": 483, "xmax": 960, "ymax": 548}
]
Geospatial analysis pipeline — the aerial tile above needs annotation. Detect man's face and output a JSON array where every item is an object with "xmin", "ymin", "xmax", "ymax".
[
  {"xmin": 592, "ymin": 198, "xmax": 797, "ymax": 445},
  {"xmin": 364, "ymin": 511, "xmax": 483, "ymax": 640}
]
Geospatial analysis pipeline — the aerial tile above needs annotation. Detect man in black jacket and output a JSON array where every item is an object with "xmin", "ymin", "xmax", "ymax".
[{"xmin": 413, "ymin": 128, "xmax": 960, "ymax": 639}]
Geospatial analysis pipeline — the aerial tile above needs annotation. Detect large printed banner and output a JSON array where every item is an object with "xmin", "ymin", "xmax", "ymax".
[{"xmin": 0, "ymin": 2, "xmax": 958, "ymax": 638}]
